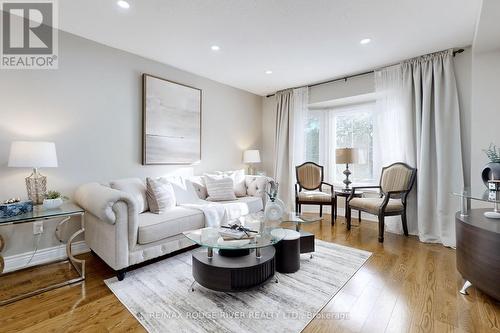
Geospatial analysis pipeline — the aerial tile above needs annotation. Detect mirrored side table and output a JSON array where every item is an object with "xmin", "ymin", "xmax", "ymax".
[{"xmin": 0, "ymin": 202, "xmax": 85, "ymax": 305}]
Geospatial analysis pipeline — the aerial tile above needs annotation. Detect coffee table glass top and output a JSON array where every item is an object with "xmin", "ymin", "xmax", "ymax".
[
  {"xmin": 280, "ymin": 212, "xmax": 323, "ymax": 225},
  {"xmin": 183, "ymin": 215, "xmax": 286, "ymax": 250},
  {"xmin": 0, "ymin": 202, "xmax": 84, "ymax": 225}
]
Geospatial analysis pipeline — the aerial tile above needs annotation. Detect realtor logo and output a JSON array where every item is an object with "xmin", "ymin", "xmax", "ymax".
[{"xmin": 1, "ymin": 0, "xmax": 58, "ymax": 69}]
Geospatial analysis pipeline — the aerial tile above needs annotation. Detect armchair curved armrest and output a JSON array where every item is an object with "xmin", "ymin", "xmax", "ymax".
[
  {"xmin": 74, "ymin": 182, "xmax": 138, "ymax": 224},
  {"xmin": 349, "ymin": 185, "xmax": 381, "ymax": 201},
  {"xmin": 386, "ymin": 190, "xmax": 408, "ymax": 197},
  {"xmin": 321, "ymin": 182, "xmax": 334, "ymax": 196}
]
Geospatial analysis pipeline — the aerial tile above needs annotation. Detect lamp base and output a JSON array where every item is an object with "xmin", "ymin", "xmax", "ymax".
[
  {"xmin": 343, "ymin": 163, "xmax": 352, "ymax": 190},
  {"xmin": 26, "ymin": 168, "xmax": 47, "ymax": 205},
  {"xmin": 247, "ymin": 164, "xmax": 256, "ymax": 175}
]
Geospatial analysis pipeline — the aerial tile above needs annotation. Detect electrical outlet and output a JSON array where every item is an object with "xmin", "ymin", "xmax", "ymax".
[{"xmin": 33, "ymin": 221, "xmax": 44, "ymax": 235}]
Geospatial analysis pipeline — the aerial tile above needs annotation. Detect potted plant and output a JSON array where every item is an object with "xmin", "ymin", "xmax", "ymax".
[
  {"xmin": 43, "ymin": 190, "xmax": 67, "ymax": 210},
  {"xmin": 481, "ymin": 143, "xmax": 500, "ymax": 187}
]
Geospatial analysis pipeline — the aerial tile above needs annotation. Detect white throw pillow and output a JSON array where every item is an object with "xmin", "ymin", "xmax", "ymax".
[
  {"xmin": 203, "ymin": 174, "xmax": 237, "ymax": 201},
  {"xmin": 216, "ymin": 169, "xmax": 247, "ymax": 197},
  {"xmin": 187, "ymin": 176, "xmax": 208, "ymax": 200},
  {"xmin": 162, "ymin": 177, "xmax": 200, "ymax": 205},
  {"xmin": 110, "ymin": 178, "xmax": 149, "ymax": 213},
  {"xmin": 145, "ymin": 177, "xmax": 176, "ymax": 214}
]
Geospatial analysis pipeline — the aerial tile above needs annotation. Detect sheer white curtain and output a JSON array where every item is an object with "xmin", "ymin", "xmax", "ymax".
[
  {"xmin": 374, "ymin": 49, "xmax": 464, "ymax": 246},
  {"xmin": 274, "ymin": 87, "xmax": 309, "ymax": 209}
]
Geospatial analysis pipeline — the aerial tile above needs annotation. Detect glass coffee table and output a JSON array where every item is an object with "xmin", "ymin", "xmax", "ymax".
[
  {"xmin": 183, "ymin": 217, "xmax": 286, "ymax": 292},
  {"xmin": 281, "ymin": 212, "xmax": 322, "ymax": 256}
]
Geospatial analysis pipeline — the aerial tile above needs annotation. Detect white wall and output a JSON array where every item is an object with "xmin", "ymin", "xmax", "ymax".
[
  {"xmin": 471, "ymin": 50, "xmax": 500, "ymax": 195},
  {"xmin": 470, "ymin": 0, "xmax": 500, "ymax": 198},
  {"xmin": 0, "ymin": 31, "xmax": 262, "ymax": 256}
]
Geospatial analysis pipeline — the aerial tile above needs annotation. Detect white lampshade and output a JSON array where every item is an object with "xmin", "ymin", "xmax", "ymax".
[
  {"xmin": 8, "ymin": 141, "xmax": 58, "ymax": 168},
  {"xmin": 243, "ymin": 150, "xmax": 261, "ymax": 163}
]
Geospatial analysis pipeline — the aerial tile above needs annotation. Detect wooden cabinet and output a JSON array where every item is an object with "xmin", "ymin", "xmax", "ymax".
[{"xmin": 456, "ymin": 209, "xmax": 500, "ymax": 300}]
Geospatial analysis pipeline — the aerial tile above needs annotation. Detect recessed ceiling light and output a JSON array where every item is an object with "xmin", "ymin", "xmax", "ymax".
[
  {"xmin": 265, "ymin": 70, "xmax": 273, "ymax": 74},
  {"xmin": 117, "ymin": 1, "xmax": 130, "ymax": 9},
  {"xmin": 360, "ymin": 38, "xmax": 371, "ymax": 45},
  {"xmin": 211, "ymin": 45, "xmax": 220, "ymax": 51}
]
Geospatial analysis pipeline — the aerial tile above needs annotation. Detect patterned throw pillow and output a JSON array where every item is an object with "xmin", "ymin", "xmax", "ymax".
[
  {"xmin": 146, "ymin": 177, "xmax": 176, "ymax": 214},
  {"xmin": 203, "ymin": 174, "xmax": 237, "ymax": 201},
  {"xmin": 216, "ymin": 170, "xmax": 247, "ymax": 197}
]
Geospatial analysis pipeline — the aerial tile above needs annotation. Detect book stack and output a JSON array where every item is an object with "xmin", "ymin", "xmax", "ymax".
[{"xmin": 218, "ymin": 225, "xmax": 258, "ymax": 240}]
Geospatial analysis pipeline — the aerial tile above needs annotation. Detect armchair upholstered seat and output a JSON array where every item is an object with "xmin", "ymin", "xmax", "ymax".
[
  {"xmin": 347, "ymin": 162, "xmax": 416, "ymax": 243},
  {"xmin": 349, "ymin": 198, "xmax": 404, "ymax": 214},
  {"xmin": 297, "ymin": 191, "xmax": 332, "ymax": 202},
  {"xmin": 295, "ymin": 162, "xmax": 334, "ymax": 220}
]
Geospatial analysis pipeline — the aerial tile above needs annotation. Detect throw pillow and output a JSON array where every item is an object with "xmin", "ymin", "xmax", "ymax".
[
  {"xmin": 216, "ymin": 169, "xmax": 247, "ymax": 197},
  {"xmin": 145, "ymin": 177, "xmax": 176, "ymax": 214},
  {"xmin": 110, "ymin": 178, "xmax": 149, "ymax": 213},
  {"xmin": 188, "ymin": 176, "xmax": 208, "ymax": 200},
  {"xmin": 203, "ymin": 174, "xmax": 237, "ymax": 201},
  {"xmin": 163, "ymin": 176, "xmax": 200, "ymax": 204}
]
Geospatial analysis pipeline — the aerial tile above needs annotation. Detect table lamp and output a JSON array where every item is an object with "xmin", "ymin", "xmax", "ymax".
[
  {"xmin": 243, "ymin": 150, "xmax": 261, "ymax": 175},
  {"xmin": 336, "ymin": 148, "xmax": 357, "ymax": 190},
  {"xmin": 8, "ymin": 141, "xmax": 58, "ymax": 205}
]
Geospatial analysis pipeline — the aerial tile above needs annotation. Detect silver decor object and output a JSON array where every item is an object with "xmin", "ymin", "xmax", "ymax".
[{"xmin": 8, "ymin": 141, "xmax": 58, "ymax": 205}]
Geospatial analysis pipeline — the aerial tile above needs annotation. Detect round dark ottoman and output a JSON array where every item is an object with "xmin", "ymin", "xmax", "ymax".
[{"xmin": 272, "ymin": 229, "xmax": 301, "ymax": 273}]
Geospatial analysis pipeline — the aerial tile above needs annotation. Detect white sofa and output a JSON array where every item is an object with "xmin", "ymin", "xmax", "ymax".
[{"xmin": 74, "ymin": 175, "xmax": 269, "ymax": 280}]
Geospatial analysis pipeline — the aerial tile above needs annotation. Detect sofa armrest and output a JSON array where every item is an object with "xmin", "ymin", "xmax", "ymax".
[{"xmin": 74, "ymin": 182, "xmax": 139, "ymax": 224}]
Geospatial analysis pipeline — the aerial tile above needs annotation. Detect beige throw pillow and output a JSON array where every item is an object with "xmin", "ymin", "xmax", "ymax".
[
  {"xmin": 203, "ymin": 174, "xmax": 237, "ymax": 201},
  {"xmin": 146, "ymin": 177, "xmax": 176, "ymax": 214}
]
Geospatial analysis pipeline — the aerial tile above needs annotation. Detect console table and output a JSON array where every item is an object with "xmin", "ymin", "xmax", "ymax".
[
  {"xmin": 454, "ymin": 190, "xmax": 500, "ymax": 300},
  {"xmin": 0, "ymin": 203, "xmax": 85, "ymax": 305}
]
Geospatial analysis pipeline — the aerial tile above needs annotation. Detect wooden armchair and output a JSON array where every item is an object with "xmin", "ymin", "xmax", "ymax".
[
  {"xmin": 346, "ymin": 162, "xmax": 416, "ymax": 243},
  {"xmin": 295, "ymin": 162, "xmax": 334, "ymax": 219}
]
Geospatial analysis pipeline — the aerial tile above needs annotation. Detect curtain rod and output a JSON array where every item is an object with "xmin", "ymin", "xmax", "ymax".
[{"xmin": 265, "ymin": 48, "xmax": 465, "ymax": 98}]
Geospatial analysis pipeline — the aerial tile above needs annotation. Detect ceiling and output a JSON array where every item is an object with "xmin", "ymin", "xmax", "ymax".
[{"xmin": 59, "ymin": 0, "xmax": 482, "ymax": 96}]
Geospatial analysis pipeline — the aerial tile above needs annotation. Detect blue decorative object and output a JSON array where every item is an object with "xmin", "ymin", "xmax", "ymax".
[{"xmin": 0, "ymin": 201, "xmax": 33, "ymax": 218}]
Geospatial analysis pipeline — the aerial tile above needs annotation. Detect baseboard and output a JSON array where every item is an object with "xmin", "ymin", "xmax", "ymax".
[{"xmin": 3, "ymin": 241, "xmax": 90, "ymax": 273}]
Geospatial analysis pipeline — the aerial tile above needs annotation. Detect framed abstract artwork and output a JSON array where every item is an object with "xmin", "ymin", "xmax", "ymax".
[{"xmin": 142, "ymin": 74, "xmax": 202, "ymax": 165}]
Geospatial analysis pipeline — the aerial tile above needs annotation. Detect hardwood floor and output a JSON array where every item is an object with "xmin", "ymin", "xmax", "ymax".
[{"xmin": 0, "ymin": 215, "xmax": 499, "ymax": 333}]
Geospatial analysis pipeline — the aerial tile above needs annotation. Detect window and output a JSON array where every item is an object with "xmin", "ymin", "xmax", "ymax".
[
  {"xmin": 305, "ymin": 113, "xmax": 320, "ymax": 164},
  {"xmin": 305, "ymin": 102, "xmax": 375, "ymax": 185}
]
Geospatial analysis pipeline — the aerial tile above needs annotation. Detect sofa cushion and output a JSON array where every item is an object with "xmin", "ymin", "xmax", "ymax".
[
  {"xmin": 137, "ymin": 207, "xmax": 204, "ymax": 245},
  {"xmin": 219, "ymin": 196, "xmax": 263, "ymax": 220},
  {"xmin": 204, "ymin": 174, "xmax": 237, "ymax": 201},
  {"xmin": 146, "ymin": 177, "xmax": 176, "ymax": 214},
  {"xmin": 110, "ymin": 178, "xmax": 149, "ymax": 213}
]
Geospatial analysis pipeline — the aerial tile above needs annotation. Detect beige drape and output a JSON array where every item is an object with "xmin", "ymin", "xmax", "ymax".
[
  {"xmin": 273, "ymin": 88, "xmax": 308, "ymax": 209},
  {"xmin": 375, "ymin": 49, "xmax": 464, "ymax": 246}
]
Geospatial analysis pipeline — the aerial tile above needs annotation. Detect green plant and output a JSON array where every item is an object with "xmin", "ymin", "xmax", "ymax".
[
  {"xmin": 46, "ymin": 190, "xmax": 68, "ymax": 200},
  {"xmin": 483, "ymin": 143, "xmax": 500, "ymax": 163}
]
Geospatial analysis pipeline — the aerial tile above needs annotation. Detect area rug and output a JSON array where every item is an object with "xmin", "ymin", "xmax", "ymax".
[{"xmin": 105, "ymin": 240, "xmax": 371, "ymax": 333}]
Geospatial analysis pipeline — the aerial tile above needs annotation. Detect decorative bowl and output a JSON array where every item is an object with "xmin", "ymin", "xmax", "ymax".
[{"xmin": 43, "ymin": 198, "xmax": 63, "ymax": 210}]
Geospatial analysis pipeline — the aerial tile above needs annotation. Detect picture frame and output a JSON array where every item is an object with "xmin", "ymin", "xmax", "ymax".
[{"xmin": 142, "ymin": 73, "xmax": 202, "ymax": 165}]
